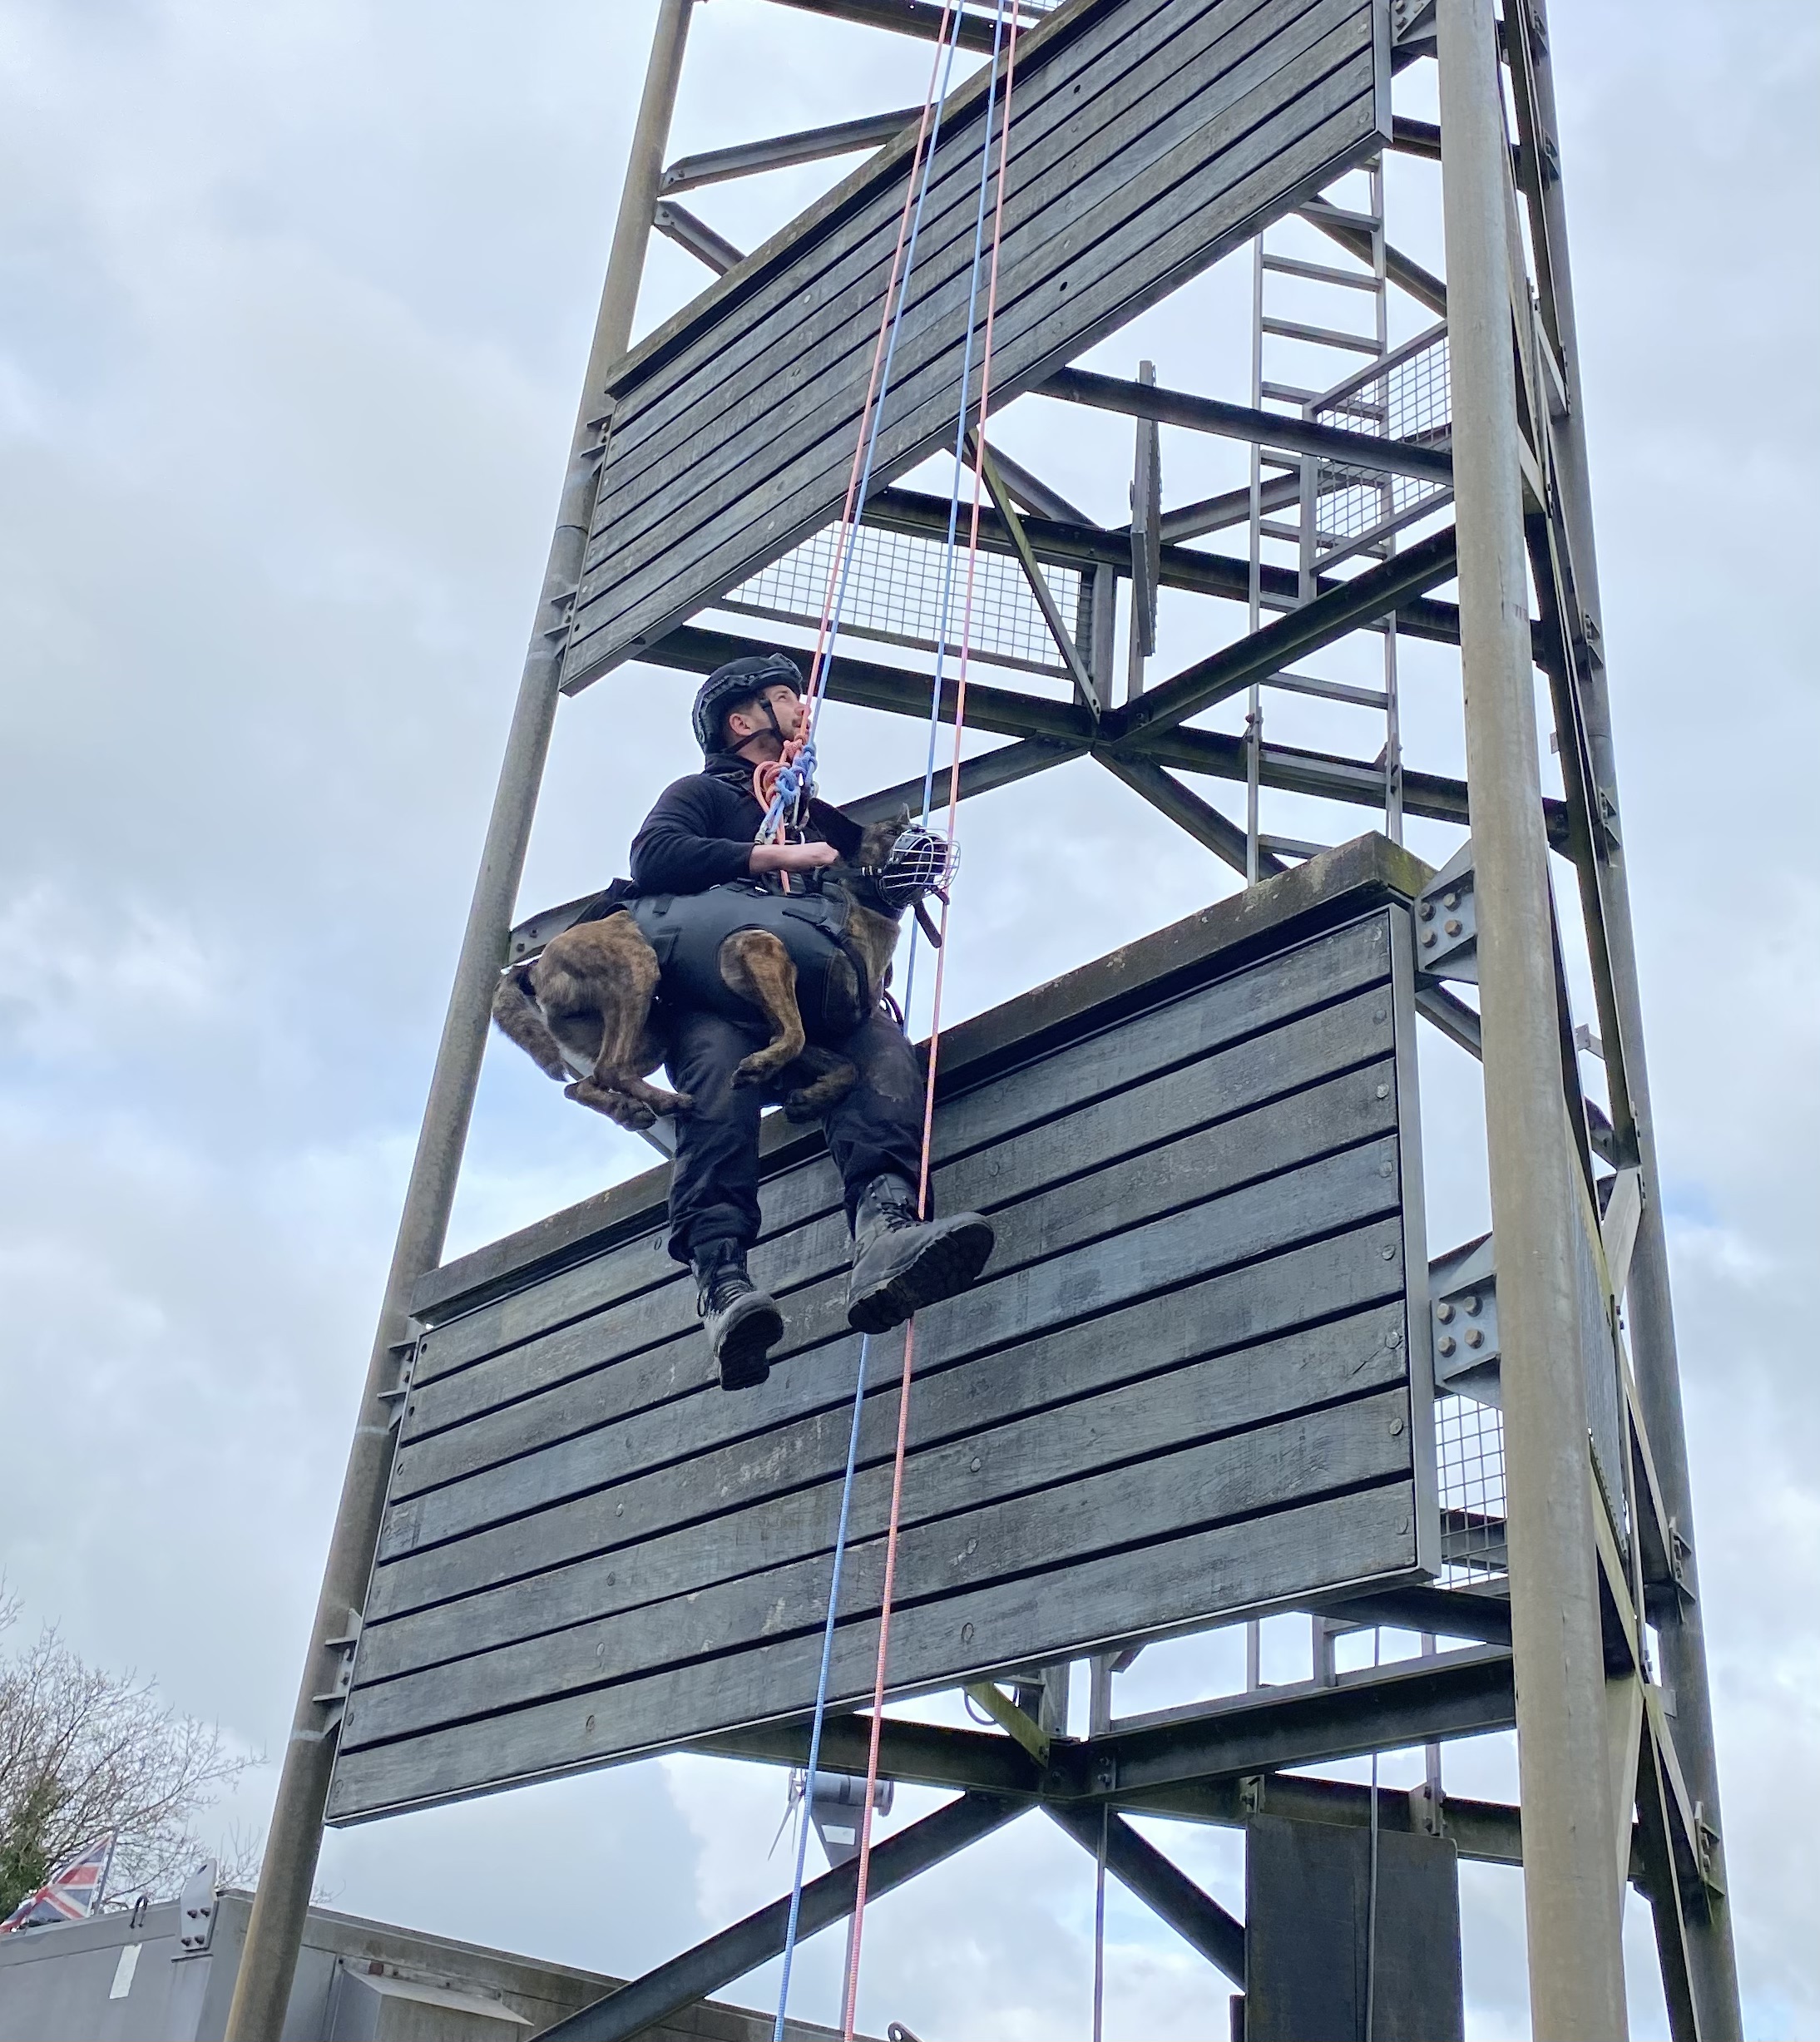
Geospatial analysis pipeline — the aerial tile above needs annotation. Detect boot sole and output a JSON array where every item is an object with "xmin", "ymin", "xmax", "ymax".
[
  {"xmin": 715, "ymin": 1295, "xmax": 784, "ymax": 1392},
  {"xmin": 846, "ymin": 1215, "xmax": 996, "ymax": 1336}
]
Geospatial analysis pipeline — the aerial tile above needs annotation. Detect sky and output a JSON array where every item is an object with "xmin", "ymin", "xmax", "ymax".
[{"xmin": 1, "ymin": 0, "xmax": 1815, "ymax": 2035}]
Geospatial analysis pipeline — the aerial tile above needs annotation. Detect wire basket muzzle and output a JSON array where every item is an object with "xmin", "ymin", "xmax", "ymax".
[{"xmin": 874, "ymin": 825, "xmax": 957, "ymax": 910}]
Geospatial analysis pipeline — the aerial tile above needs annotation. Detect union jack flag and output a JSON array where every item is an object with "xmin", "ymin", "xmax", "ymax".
[{"xmin": 0, "ymin": 1836, "xmax": 115, "ymax": 1933}]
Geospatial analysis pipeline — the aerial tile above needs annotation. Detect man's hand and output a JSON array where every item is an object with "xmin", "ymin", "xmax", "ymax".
[{"xmin": 749, "ymin": 840, "xmax": 840, "ymax": 876}]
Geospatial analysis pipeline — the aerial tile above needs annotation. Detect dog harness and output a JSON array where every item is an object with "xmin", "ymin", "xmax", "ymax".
[{"xmin": 628, "ymin": 876, "xmax": 878, "ymax": 1041}]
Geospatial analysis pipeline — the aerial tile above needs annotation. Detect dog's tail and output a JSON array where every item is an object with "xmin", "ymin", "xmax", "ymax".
[{"xmin": 491, "ymin": 965, "xmax": 571, "ymax": 1081}]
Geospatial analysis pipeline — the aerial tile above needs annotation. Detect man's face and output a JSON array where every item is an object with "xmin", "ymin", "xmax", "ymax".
[{"xmin": 725, "ymin": 683, "xmax": 803, "ymax": 749}]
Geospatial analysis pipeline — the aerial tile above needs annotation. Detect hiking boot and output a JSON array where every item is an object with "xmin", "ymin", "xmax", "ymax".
[
  {"xmin": 693, "ymin": 1242, "xmax": 784, "ymax": 1392},
  {"xmin": 845, "ymin": 1174, "xmax": 994, "ymax": 1336}
]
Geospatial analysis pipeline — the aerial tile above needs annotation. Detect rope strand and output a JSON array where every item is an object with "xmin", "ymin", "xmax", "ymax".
[
  {"xmin": 757, "ymin": 7, "xmax": 969, "ymax": 847},
  {"xmin": 769, "ymin": 10, "xmax": 980, "ymax": 2032},
  {"xmin": 840, "ymin": 12, "xmax": 1021, "ymax": 2035}
]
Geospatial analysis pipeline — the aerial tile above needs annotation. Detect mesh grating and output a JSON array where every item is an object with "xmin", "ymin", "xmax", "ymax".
[
  {"xmin": 1436, "ymin": 1391, "xmax": 1507, "ymax": 1586},
  {"xmin": 719, "ymin": 521, "xmax": 1081, "ymax": 678},
  {"xmin": 1308, "ymin": 329, "xmax": 1452, "ymax": 554}
]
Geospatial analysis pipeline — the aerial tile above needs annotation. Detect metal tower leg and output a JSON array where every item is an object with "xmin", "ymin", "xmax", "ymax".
[
  {"xmin": 1512, "ymin": 10, "xmax": 1742, "ymax": 2032},
  {"xmin": 220, "ymin": 6, "xmax": 696, "ymax": 2034},
  {"xmin": 1436, "ymin": 0, "xmax": 1627, "ymax": 2034}
]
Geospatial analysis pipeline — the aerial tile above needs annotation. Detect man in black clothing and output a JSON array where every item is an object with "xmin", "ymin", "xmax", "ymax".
[{"xmin": 630, "ymin": 652, "xmax": 993, "ymax": 1391}]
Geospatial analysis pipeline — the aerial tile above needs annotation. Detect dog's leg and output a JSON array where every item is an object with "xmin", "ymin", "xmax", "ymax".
[
  {"xmin": 720, "ymin": 931, "xmax": 807, "ymax": 1088},
  {"xmin": 534, "ymin": 919, "xmax": 691, "ymax": 1124},
  {"xmin": 782, "ymin": 1046, "xmax": 859, "ymax": 1122},
  {"xmin": 490, "ymin": 967, "xmax": 572, "ymax": 1080}
]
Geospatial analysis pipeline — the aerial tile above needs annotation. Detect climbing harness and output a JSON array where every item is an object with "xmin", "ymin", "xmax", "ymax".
[
  {"xmin": 629, "ymin": 881, "xmax": 879, "ymax": 1041},
  {"xmin": 768, "ymin": 5, "xmax": 1023, "ymax": 2037}
]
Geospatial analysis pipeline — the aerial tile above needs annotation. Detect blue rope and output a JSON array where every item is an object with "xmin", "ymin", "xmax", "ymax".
[
  {"xmin": 779, "ymin": 7, "xmax": 969, "ymax": 829},
  {"xmin": 771, "ymin": 12, "xmax": 990, "ymax": 2034},
  {"xmin": 770, "ymin": 1334, "xmax": 871, "ymax": 2041},
  {"xmin": 759, "ymin": 19, "xmax": 959, "ymax": 847},
  {"xmin": 903, "ymin": 0, "xmax": 1011, "ymax": 1026}
]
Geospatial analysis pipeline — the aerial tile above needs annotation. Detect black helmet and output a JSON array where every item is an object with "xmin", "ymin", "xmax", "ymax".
[{"xmin": 691, "ymin": 653, "xmax": 804, "ymax": 757}]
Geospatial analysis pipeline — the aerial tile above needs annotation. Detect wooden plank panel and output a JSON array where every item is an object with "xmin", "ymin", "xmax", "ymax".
[
  {"xmin": 344, "ymin": 1387, "xmax": 1412, "ymax": 1751},
  {"xmin": 413, "ymin": 911, "xmax": 1391, "ymax": 1382},
  {"xmin": 587, "ymin": 0, "xmax": 1328, "ymax": 537},
  {"xmin": 584, "ymin": 0, "xmax": 1357, "ymax": 584},
  {"xmin": 380, "ymin": 1131, "xmax": 1402, "ymax": 1557},
  {"xmin": 569, "ymin": 32, "xmax": 1381, "ymax": 673},
  {"xmin": 330, "ymin": 875, "xmax": 1427, "ymax": 1825},
  {"xmin": 594, "ymin": 0, "xmax": 1207, "ymax": 447},
  {"xmin": 582, "ymin": 63, "xmax": 1375, "ymax": 660},
  {"xmin": 369, "ymin": 1214, "xmax": 1407, "ymax": 1624},
  {"xmin": 396, "ymin": 991, "xmax": 1395, "ymax": 1474},
  {"xmin": 572, "ymin": 91, "xmax": 1378, "ymax": 677},
  {"xmin": 590, "ymin": 0, "xmax": 1224, "ymax": 492},
  {"xmin": 328, "ymin": 1481, "xmax": 1417, "ymax": 1821},
  {"xmin": 359, "ymin": 1303, "xmax": 1407, "ymax": 1687}
]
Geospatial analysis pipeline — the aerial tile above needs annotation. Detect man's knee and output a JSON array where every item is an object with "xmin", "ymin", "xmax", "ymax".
[
  {"xmin": 668, "ymin": 1013, "xmax": 767, "ymax": 1121},
  {"xmin": 845, "ymin": 1011, "xmax": 923, "ymax": 1105}
]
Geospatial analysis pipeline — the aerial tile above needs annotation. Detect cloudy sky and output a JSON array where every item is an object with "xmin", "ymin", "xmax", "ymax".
[{"xmin": 2, "ymin": 0, "xmax": 1814, "ymax": 2035}]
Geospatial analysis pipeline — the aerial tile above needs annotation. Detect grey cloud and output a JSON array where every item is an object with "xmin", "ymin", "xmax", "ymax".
[{"xmin": 2, "ymin": 0, "xmax": 1814, "ymax": 2034}]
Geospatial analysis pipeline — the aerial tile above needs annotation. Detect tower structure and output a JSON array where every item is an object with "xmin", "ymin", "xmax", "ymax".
[{"xmin": 225, "ymin": 3, "xmax": 1740, "ymax": 2037}]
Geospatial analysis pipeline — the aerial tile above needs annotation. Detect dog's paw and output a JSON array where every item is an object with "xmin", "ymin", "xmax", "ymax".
[{"xmin": 565, "ymin": 1079, "xmax": 654, "ymax": 1130}]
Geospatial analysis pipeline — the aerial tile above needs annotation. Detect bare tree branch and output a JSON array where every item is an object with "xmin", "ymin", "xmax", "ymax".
[{"xmin": 0, "ymin": 1588, "xmax": 255, "ymax": 1915}]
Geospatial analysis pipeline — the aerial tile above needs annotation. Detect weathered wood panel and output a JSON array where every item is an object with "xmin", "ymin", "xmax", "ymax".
[
  {"xmin": 559, "ymin": 0, "xmax": 1388, "ymax": 685},
  {"xmin": 413, "ymin": 906, "xmax": 1392, "ymax": 1380},
  {"xmin": 383, "ymin": 1132, "xmax": 1402, "ymax": 1557},
  {"xmin": 392, "ymin": 1031, "xmax": 1397, "ymax": 1495},
  {"xmin": 330, "ymin": 1483, "xmax": 1417, "ymax": 1820},
  {"xmin": 371, "ymin": 1218, "xmax": 1408, "ymax": 1626},
  {"xmin": 327, "ymin": 863, "xmax": 1430, "ymax": 1825},
  {"xmin": 358, "ymin": 1310, "xmax": 1407, "ymax": 1691},
  {"xmin": 585, "ymin": 0, "xmax": 1364, "ymax": 593}
]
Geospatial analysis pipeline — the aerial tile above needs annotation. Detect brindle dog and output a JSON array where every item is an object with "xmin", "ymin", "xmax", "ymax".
[{"xmin": 491, "ymin": 814, "xmax": 912, "ymax": 1132}]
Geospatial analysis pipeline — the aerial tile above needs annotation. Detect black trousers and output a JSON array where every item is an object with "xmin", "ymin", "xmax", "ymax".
[{"xmin": 663, "ymin": 1006, "xmax": 927, "ymax": 1266}]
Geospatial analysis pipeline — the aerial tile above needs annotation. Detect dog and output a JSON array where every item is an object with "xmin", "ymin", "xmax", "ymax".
[{"xmin": 491, "ymin": 813, "xmax": 932, "ymax": 1132}]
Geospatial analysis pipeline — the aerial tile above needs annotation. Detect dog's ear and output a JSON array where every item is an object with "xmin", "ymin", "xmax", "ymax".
[
  {"xmin": 805, "ymin": 798, "xmax": 864, "ymax": 860},
  {"xmin": 894, "ymin": 803, "xmax": 912, "ymax": 831}
]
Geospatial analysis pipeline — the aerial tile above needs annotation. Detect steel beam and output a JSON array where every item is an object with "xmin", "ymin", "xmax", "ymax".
[
  {"xmin": 661, "ymin": 106, "xmax": 919, "ymax": 191},
  {"xmin": 221, "ymin": 7, "xmax": 700, "ymax": 2037},
  {"xmin": 1100, "ymin": 754, "xmax": 1281, "ymax": 879},
  {"xmin": 537, "ymin": 1792, "xmax": 1026, "ymax": 2042},
  {"xmin": 1438, "ymin": 2, "xmax": 1627, "ymax": 2029},
  {"xmin": 764, "ymin": 0, "xmax": 1009, "ymax": 52},
  {"xmin": 1508, "ymin": 4, "xmax": 1741, "ymax": 2025},
  {"xmin": 1145, "ymin": 1773, "xmax": 1527, "ymax": 1870},
  {"xmin": 980, "ymin": 441, "xmax": 1094, "ymax": 526},
  {"xmin": 1056, "ymin": 1649, "xmax": 1516, "ymax": 1803},
  {"xmin": 1046, "ymin": 1806, "xmax": 1246, "ymax": 1984},
  {"xmin": 1161, "ymin": 473, "xmax": 1300, "ymax": 544},
  {"xmin": 636, "ymin": 623, "xmax": 1558, "ymax": 846},
  {"xmin": 695, "ymin": 1714, "xmax": 1041, "ymax": 1796},
  {"xmin": 1041, "ymin": 365, "xmax": 1456, "ymax": 484},
  {"xmin": 652, "ymin": 199, "xmax": 743, "ymax": 275},
  {"xmin": 866, "ymin": 484, "xmax": 1468, "ymax": 645},
  {"xmin": 843, "ymin": 736, "xmax": 1085, "ymax": 824},
  {"xmin": 968, "ymin": 431, "xmax": 1100, "ymax": 712},
  {"xmin": 1109, "ymin": 527, "xmax": 1461, "ymax": 744}
]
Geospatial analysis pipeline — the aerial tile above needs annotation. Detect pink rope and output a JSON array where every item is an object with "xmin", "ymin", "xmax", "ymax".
[
  {"xmin": 838, "ymin": 14, "xmax": 1021, "ymax": 2037},
  {"xmin": 797, "ymin": 8, "xmax": 959, "ymax": 752}
]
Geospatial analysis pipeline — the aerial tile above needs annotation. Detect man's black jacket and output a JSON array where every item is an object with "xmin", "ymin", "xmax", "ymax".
[{"xmin": 629, "ymin": 752, "xmax": 861, "ymax": 897}]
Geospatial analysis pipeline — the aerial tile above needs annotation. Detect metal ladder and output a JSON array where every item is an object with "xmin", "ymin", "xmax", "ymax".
[
  {"xmin": 1244, "ymin": 156, "xmax": 1407, "ymax": 880},
  {"xmin": 1240, "ymin": 161, "xmax": 1452, "ymax": 1753}
]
